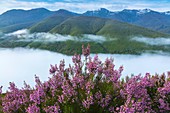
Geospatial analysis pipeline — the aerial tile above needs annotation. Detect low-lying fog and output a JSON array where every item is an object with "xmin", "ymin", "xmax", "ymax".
[
  {"xmin": 132, "ymin": 37, "xmax": 170, "ymax": 45},
  {"xmin": 2, "ymin": 29, "xmax": 170, "ymax": 46},
  {"xmin": 0, "ymin": 48, "xmax": 170, "ymax": 92},
  {"xmin": 1, "ymin": 29, "xmax": 114, "ymax": 42}
]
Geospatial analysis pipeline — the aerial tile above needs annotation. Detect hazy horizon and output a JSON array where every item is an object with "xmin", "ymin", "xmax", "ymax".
[
  {"xmin": 0, "ymin": 0, "xmax": 170, "ymax": 14},
  {"xmin": 0, "ymin": 7, "xmax": 170, "ymax": 15}
]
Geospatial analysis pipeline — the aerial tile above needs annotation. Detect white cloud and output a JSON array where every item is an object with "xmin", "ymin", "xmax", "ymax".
[
  {"xmin": 3, "ymin": 29, "xmax": 113, "ymax": 43},
  {"xmin": 131, "ymin": 37, "xmax": 170, "ymax": 45},
  {"xmin": 0, "ymin": 0, "xmax": 50, "ymax": 14},
  {"xmin": 0, "ymin": 0, "xmax": 127, "ymax": 14}
]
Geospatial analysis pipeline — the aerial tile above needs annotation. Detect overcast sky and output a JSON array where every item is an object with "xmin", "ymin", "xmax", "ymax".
[{"xmin": 0, "ymin": 0, "xmax": 170, "ymax": 14}]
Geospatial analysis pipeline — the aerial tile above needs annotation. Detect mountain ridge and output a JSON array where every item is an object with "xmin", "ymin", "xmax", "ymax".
[
  {"xmin": 83, "ymin": 8, "xmax": 170, "ymax": 34},
  {"xmin": 0, "ymin": 8, "xmax": 55, "ymax": 33},
  {"xmin": 0, "ymin": 8, "xmax": 170, "ymax": 37},
  {"xmin": 29, "ymin": 9, "xmax": 79, "ymax": 33},
  {"xmin": 49, "ymin": 16, "xmax": 167, "ymax": 38}
]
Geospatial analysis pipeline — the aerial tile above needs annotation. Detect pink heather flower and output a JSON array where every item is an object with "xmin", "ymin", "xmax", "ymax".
[
  {"xmin": 72, "ymin": 54, "xmax": 81, "ymax": 63},
  {"xmin": 8, "ymin": 82, "xmax": 17, "ymax": 91},
  {"xmin": 73, "ymin": 64, "xmax": 82, "ymax": 75},
  {"xmin": 97, "ymin": 65, "xmax": 103, "ymax": 74},
  {"xmin": 104, "ymin": 58, "xmax": 114, "ymax": 68},
  {"xmin": 71, "ymin": 75, "xmax": 85, "ymax": 89},
  {"xmin": 30, "ymin": 90, "xmax": 43, "ymax": 105},
  {"xmin": 3, "ymin": 44, "xmax": 170, "ymax": 113},
  {"xmin": 49, "ymin": 75, "xmax": 63, "ymax": 89},
  {"xmin": 82, "ymin": 95, "xmax": 94, "ymax": 109},
  {"xmin": 119, "ymin": 66, "xmax": 124, "ymax": 73},
  {"xmin": 116, "ymin": 107, "xmax": 120, "ymax": 111},
  {"xmin": 120, "ymin": 75, "xmax": 154, "ymax": 112},
  {"xmin": 26, "ymin": 104, "xmax": 40, "ymax": 113},
  {"xmin": 103, "ymin": 58, "xmax": 115, "ymax": 79},
  {"xmin": 44, "ymin": 105, "xmax": 60, "ymax": 113},
  {"xmin": 158, "ymin": 82, "xmax": 170, "ymax": 95},
  {"xmin": 59, "ymin": 60, "xmax": 65, "ymax": 73},
  {"xmin": 58, "ymin": 95, "xmax": 64, "ymax": 103},
  {"xmin": 100, "ymin": 94, "xmax": 112, "ymax": 108},
  {"xmin": 94, "ymin": 91, "xmax": 102, "ymax": 100},
  {"xmin": 82, "ymin": 44, "xmax": 90, "ymax": 57},
  {"xmin": 87, "ymin": 61, "xmax": 97, "ymax": 74},
  {"xmin": 109, "ymin": 106, "xmax": 115, "ymax": 112},
  {"xmin": 61, "ymin": 80, "xmax": 77, "ymax": 102},
  {"xmin": 23, "ymin": 81, "xmax": 31, "ymax": 90},
  {"xmin": 85, "ymin": 81, "xmax": 94, "ymax": 94},
  {"xmin": 2, "ymin": 82, "xmax": 31, "ymax": 113},
  {"xmin": 159, "ymin": 98, "xmax": 170, "ymax": 111},
  {"xmin": 49, "ymin": 64, "xmax": 58, "ymax": 74},
  {"xmin": 120, "ymin": 89, "xmax": 125, "ymax": 98},
  {"xmin": 0, "ymin": 86, "xmax": 2, "ymax": 95},
  {"xmin": 35, "ymin": 75, "xmax": 42, "ymax": 87},
  {"xmin": 2, "ymin": 101, "xmax": 21, "ymax": 113}
]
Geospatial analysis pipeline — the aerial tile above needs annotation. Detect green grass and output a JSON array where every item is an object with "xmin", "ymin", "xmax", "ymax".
[
  {"xmin": 29, "ymin": 15, "xmax": 73, "ymax": 33},
  {"xmin": 53, "ymin": 16, "xmax": 168, "ymax": 38},
  {"xmin": 97, "ymin": 20, "xmax": 168, "ymax": 38},
  {"xmin": 50, "ymin": 16, "xmax": 106, "ymax": 35}
]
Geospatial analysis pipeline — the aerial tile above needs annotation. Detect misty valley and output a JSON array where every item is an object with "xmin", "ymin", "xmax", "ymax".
[
  {"xmin": 1, "ymin": 6, "xmax": 170, "ymax": 113},
  {"xmin": 0, "ymin": 28, "xmax": 170, "ymax": 91}
]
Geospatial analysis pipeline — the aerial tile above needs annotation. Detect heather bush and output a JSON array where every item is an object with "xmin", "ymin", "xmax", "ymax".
[{"xmin": 0, "ymin": 44, "xmax": 170, "ymax": 113}]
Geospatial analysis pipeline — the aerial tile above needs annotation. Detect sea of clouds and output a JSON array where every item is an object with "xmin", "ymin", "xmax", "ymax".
[{"xmin": 0, "ymin": 48, "xmax": 170, "ymax": 92}]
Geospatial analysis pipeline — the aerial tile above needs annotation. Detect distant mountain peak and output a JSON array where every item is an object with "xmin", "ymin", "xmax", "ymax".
[
  {"xmin": 83, "ymin": 8, "xmax": 112, "ymax": 17},
  {"xmin": 57, "ymin": 9, "xmax": 69, "ymax": 12},
  {"xmin": 54, "ymin": 9, "xmax": 78, "ymax": 16},
  {"xmin": 1, "ymin": 8, "xmax": 50, "ymax": 16},
  {"xmin": 96, "ymin": 8, "xmax": 111, "ymax": 15},
  {"xmin": 122, "ymin": 9, "xmax": 138, "ymax": 12},
  {"xmin": 137, "ymin": 9, "xmax": 152, "ymax": 14},
  {"xmin": 30, "ymin": 8, "xmax": 48, "ymax": 11},
  {"xmin": 1, "ymin": 9, "xmax": 25, "ymax": 15},
  {"xmin": 121, "ymin": 9, "xmax": 152, "ymax": 14},
  {"xmin": 165, "ymin": 11, "xmax": 170, "ymax": 15},
  {"xmin": 28, "ymin": 8, "xmax": 50, "ymax": 12},
  {"xmin": 99, "ymin": 8, "xmax": 110, "ymax": 12},
  {"xmin": 0, "ymin": 8, "xmax": 54, "ymax": 32}
]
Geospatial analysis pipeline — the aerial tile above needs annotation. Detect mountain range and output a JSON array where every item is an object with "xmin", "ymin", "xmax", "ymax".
[
  {"xmin": 0, "ymin": 8, "xmax": 170, "ymax": 38},
  {"xmin": 1, "ymin": 8, "xmax": 170, "ymax": 55},
  {"xmin": 83, "ymin": 8, "xmax": 170, "ymax": 34}
]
